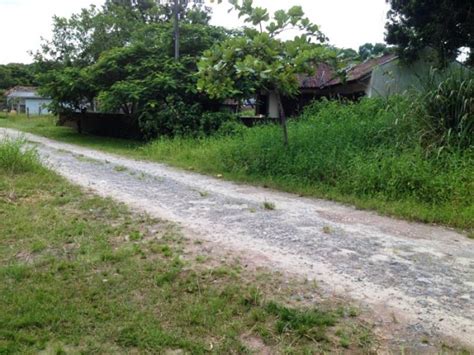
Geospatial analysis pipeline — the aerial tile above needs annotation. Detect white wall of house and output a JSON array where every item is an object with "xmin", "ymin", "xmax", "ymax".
[
  {"xmin": 24, "ymin": 98, "xmax": 52, "ymax": 115},
  {"xmin": 367, "ymin": 58, "xmax": 427, "ymax": 98},
  {"xmin": 367, "ymin": 54, "xmax": 464, "ymax": 98},
  {"xmin": 268, "ymin": 92, "xmax": 280, "ymax": 119}
]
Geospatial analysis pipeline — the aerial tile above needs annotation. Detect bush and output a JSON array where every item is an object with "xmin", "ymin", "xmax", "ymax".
[
  {"xmin": 200, "ymin": 111, "xmax": 240, "ymax": 136},
  {"xmin": 138, "ymin": 99, "xmax": 238, "ymax": 139},
  {"xmin": 0, "ymin": 138, "xmax": 43, "ymax": 174}
]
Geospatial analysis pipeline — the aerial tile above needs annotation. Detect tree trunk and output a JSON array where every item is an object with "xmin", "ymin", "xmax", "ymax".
[
  {"xmin": 275, "ymin": 91, "xmax": 289, "ymax": 146},
  {"xmin": 173, "ymin": 0, "xmax": 180, "ymax": 61}
]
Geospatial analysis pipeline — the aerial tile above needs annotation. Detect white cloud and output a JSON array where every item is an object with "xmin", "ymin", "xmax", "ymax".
[{"xmin": 0, "ymin": 0, "xmax": 390, "ymax": 64}]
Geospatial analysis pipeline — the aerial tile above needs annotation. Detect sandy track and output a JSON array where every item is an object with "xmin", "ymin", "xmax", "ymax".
[{"xmin": 2, "ymin": 128, "xmax": 473, "ymax": 350}]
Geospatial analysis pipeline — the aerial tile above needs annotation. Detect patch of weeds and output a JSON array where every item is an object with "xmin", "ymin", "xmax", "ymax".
[
  {"xmin": 197, "ymin": 190, "xmax": 209, "ymax": 197},
  {"xmin": 0, "ymin": 138, "xmax": 43, "ymax": 173},
  {"xmin": 159, "ymin": 244, "xmax": 173, "ymax": 257},
  {"xmin": 100, "ymin": 246, "xmax": 135, "ymax": 263},
  {"xmin": 114, "ymin": 165, "xmax": 128, "ymax": 172},
  {"xmin": 265, "ymin": 301, "xmax": 337, "ymax": 340},
  {"xmin": 195, "ymin": 255, "xmax": 207, "ymax": 263},
  {"xmin": 31, "ymin": 240, "xmax": 47, "ymax": 253},
  {"xmin": 337, "ymin": 306, "xmax": 359, "ymax": 318},
  {"xmin": 211, "ymin": 266, "xmax": 239, "ymax": 279},
  {"xmin": 1, "ymin": 264, "xmax": 31, "ymax": 281},
  {"xmin": 248, "ymin": 207, "xmax": 257, "ymax": 213},
  {"xmin": 155, "ymin": 257, "xmax": 183, "ymax": 286},
  {"xmin": 263, "ymin": 200, "xmax": 276, "ymax": 211},
  {"xmin": 322, "ymin": 226, "xmax": 333, "ymax": 234},
  {"xmin": 241, "ymin": 286, "xmax": 263, "ymax": 307},
  {"xmin": 336, "ymin": 330, "xmax": 350, "ymax": 348},
  {"xmin": 129, "ymin": 230, "xmax": 143, "ymax": 241},
  {"xmin": 75, "ymin": 154, "xmax": 101, "ymax": 164},
  {"xmin": 357, "ymin": 326, "xmax": 374, "ymax": 349}
]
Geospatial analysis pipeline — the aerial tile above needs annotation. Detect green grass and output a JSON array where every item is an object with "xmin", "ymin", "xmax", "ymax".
[
  {"xmin": 1, "ymin": 103, "xmax": 472, "ymax": 233},
  {"xmin": 263, "ymin": 200, "xmax": 276, "ymax": 210},
  {"xmin": 0, "ymin": 139, "xmax": 373, "ymax": 353},
  {"xmin": 0, "ymin": 137, "xmax": 43, "ymax": 174}
]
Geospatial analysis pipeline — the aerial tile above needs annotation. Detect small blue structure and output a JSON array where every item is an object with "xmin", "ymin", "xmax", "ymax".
[{"xmin": 4, "ymin": 86, "xmax": 52, "ymax": 115}]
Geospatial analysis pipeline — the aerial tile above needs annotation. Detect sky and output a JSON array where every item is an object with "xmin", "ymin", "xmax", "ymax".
[{"xmin": 0, "ymin": 0, "xmax": 390, "ymax": 64}]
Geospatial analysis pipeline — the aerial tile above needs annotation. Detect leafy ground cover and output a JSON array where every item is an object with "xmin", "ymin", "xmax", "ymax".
[{"xmin": 0, "ymin": 138, "xmax": 374, "ymax": 353}]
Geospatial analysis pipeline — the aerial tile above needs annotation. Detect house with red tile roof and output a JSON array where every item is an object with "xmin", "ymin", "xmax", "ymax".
[{"xmin": 257, "ymin": 52, "xmax": 461, "ymax": 118}]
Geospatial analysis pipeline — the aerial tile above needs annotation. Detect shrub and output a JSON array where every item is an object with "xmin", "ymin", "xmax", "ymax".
[
  {"xmin": 138, "ymin": 98, "xmax": 238, "ymax": 139},
  {"xmin": 0, "ymin": 138, "xmax": 43, "ymax": 174},
  {"xmin": 200, "ymin": 111, "xmax": 239, "ymax": 136}
]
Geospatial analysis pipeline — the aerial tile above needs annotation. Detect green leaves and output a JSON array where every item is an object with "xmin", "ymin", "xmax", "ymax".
[
  {"xmin": 287, "ymin": 6, "xmax": 304, "ymax": 25},
  {"xmin": 197, "ymin": 25, "xmax": 335, "ymax": 100}
]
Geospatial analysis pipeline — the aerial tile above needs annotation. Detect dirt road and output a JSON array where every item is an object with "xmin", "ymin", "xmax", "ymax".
[{"xmin": 2, "ymin": 128, "xmax": 473, "ymax": 350}]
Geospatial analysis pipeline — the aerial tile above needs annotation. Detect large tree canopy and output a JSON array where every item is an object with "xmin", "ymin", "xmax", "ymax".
[
  {"xmin": 0, "ymin": 63, "xmax": 37, "ymax": 108},
  {"xmin": 0, "ymin": 64, "xmax": 37, "ymax": 90},
  {"xmin": 35, "ymin": 1, "xmax": 231, "ymax": 138},
  {"xmin": 358, "ymin": 43, "xmax": 392, "ymax": 61},
  {"xmin": 385, "ymin": 0, "xmax": 473, "ymax": 65},
  {"xmin": 34, "ymin": 0, "xmax": 212, "ymax": 67}
]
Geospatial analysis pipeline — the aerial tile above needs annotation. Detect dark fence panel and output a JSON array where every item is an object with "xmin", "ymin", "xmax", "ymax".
[{"xmin": 58, "ymin": 112, "xmax": 142, "ymax": 139}]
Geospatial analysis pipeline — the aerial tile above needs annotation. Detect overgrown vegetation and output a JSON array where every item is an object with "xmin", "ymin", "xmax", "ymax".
[
  {"xmin": 33, "ymin": 0, "xmax": 239, "ymax": 139},
  {"xmin": 0, "ymin": 139, "xmax": 374, "ymax": 353},
  {"xmin": 0, "ymin": 138, "xmax": 43, "ymax": 174},
  {"xmin": 139, "ymin": 91, "xmax": 472, "ymax": 230},
  {"xmin": 417, "ymin": 70, "xmax": 474, "ymax": 150}
]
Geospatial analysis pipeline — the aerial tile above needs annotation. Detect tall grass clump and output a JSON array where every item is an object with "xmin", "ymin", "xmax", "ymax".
[
  {"xmin": 415, "ymin": 69, "xmax": 474, "ymax": 151},
  {"xmin": 0, "ymin": 138, "xmax": 43, "ymax": 174}
]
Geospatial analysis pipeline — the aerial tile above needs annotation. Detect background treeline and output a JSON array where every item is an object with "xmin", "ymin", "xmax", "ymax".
[{"xmin": 0, "ymin": 63, "xmax": 37, "ymax": 108}]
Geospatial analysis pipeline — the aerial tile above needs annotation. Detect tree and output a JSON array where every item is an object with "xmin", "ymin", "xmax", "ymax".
[
  {"xmin": 156, "ymin": 0, "xmax": 212, "ymax": 60},
  {"xmin": 198, "ymin": 1, "xmax": 335, "ymax": 145},
  {"xmin": 81, "ymin": 21, "xmax": 229, "ymax": 137},
  {"xmin": 34, "ymin": 0, "xmax": 212, "ymax": 66},
  {"xmin": 38, "ymin": 66, "xmax": 95, "ymax": 113},
  {"xmin": 0, "ymin": 63, "xmax": 36, "ymax": 90},
  {"xmin": 0, "ymin": 63, "xmax": 38, "ymax": 109},
  {"xmin": 358, "ymin": 43, "xmax": 391, "ymax": 61},
  {"xmin": 385, "ymin": 0, "xmax": 473, "ymax": 65}
]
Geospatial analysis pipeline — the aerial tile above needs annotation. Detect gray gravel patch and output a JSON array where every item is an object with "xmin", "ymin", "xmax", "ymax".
[{"xmin": 2, "ymin": 127, "xmax": 473, "ymax": 349}]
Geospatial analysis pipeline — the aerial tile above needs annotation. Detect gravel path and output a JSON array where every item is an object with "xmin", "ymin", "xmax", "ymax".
[{"xmin": 2, "ymin": 128, "xmax": 473, "ymax": 350}]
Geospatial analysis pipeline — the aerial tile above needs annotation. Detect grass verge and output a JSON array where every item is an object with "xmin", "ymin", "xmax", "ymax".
[{"xmin": 0, "ymin": 138, "xmax": 375, "ymax": 353}]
